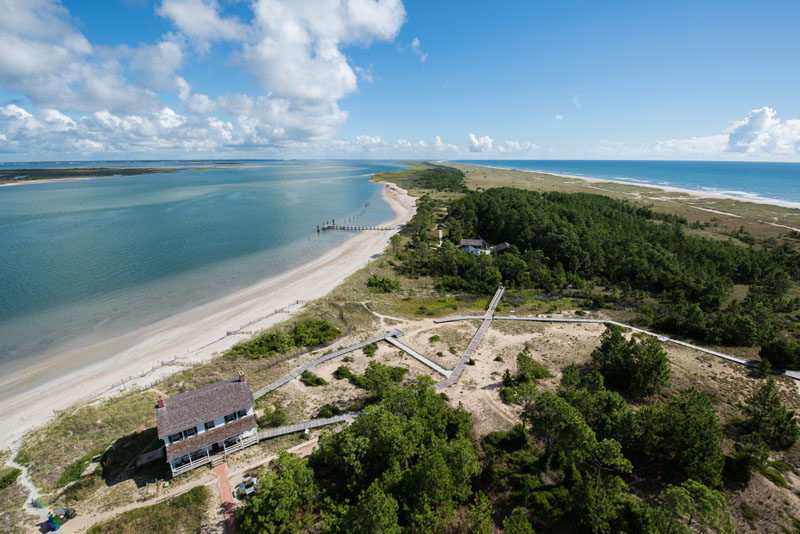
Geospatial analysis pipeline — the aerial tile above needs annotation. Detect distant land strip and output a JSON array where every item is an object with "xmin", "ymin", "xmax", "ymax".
[{"xmin": 0, "ymin": 167, "xmax": 175, "ymax": 184}]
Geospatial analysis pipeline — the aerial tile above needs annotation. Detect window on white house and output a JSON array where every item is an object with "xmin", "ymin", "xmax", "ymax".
[{"xmin": 204, "ymin": 420, "xmax": 216, "ymax": 431}]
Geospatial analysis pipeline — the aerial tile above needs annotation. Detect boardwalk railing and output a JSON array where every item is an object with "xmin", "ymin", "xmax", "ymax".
[{"xmin": 257, "ymin": 413, "xmax": 357, "ymax": 441}]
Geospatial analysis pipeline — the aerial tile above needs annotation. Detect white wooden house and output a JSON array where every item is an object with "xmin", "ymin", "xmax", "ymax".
[{"xmin": 156, "ymin": 372, "xmax": 258, "ymax": 476}]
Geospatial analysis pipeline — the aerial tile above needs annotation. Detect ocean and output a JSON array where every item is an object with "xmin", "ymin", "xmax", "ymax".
[
  {"xmin": 453, "ymin": 160, "xmax": 800, "ymax": 207},
  {"xmin": 0, "ymin": 160, "xmax": 400, "ymax": 378}
]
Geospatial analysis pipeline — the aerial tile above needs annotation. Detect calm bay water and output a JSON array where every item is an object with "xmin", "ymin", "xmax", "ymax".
[
  {"xmin": 0, "ymin": 160, "xmax": 400, "ymax": 370},
  {"xmin": 455, "ymin": 160, "xmax": 800, "ymax": 206}
]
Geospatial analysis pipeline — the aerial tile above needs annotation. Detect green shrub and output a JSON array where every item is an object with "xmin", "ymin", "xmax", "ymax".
[
  {"xmin": 300, "ymin": 370, "xmax": 327, "ymax": 387},
  {"xmin": 333, "ymin": 366, "xmax": 355, "ymax": 380},
  {"xmin": 350, "ymin": 361, "xmax": 408, "ymax": 392},
  {"xmin": 58, "ymin": 452, "xmax": 98, "ymax": 488},
  {"xmin": 414, "ymin": 166, "xmax": 468, "ymax": 192},
  {"xmin": 768, "ymin": 460, "xmax": 792, "ymax": 472},
  {"xmin": 230, "ymin": 331, "xmax": 293, "ymax": 358},
  {"xmin": 366, "ymin": 274, "xmax": 400, "ymax": 293},
  {"xmin": 363, "ymin": 342, "xmax": 378, "ymax": 357},
  {"xmin": 260, "ymin": 402, "xmax": 288, "ymax": 429},
  {"xmin": 0, "ymin": 467, "xmax": 20, "ymax": 490},
  {"xmin": 591, "ymin": 326, "xmax": 670, "ymax": 398},
  {"xmin": 428, "ymin": 335, "xmax": 441, "ymax": 343},
  {"xmin": 316, "ymin": 404, "xmax": 343, "ymax": 418},
  {"xmin": 762, "ymin": 468, "xmax": 789, "ymax": 488},
  {"xmin": 293, "ymin": 319, "xmax": 341, "ymax": 347}
]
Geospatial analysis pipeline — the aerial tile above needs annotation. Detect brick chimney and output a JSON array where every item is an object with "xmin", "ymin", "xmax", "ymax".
[
  {"xmin": 239, "ymin": 370, "xmax": 246, "ymax": 382},
  {"xmin": 157, "ymin": 395, "xmax": 165, "ymax": 408}
]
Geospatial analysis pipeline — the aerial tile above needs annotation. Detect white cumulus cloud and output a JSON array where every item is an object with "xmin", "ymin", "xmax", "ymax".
[
  {"xmin": 468, "ymin": 133, "xmax": 494, "ymax": 153},
  {"xmin": 496, "ymin": 140, "xmax": 539, "ymax": 155},
  {"xmin": 726, "ymin": 107, "xmax": 800, "ymax": 156},
  {"xmin": 156, "ymin": 0, "xmax": 247, "ymax": 43},
  {"xmin": 592, "ymin": 107, "xmax": 800, "ymax": 160},
  {"xmin": 0, "ymin": 0, "xmax": 410, "ymax": 157}
]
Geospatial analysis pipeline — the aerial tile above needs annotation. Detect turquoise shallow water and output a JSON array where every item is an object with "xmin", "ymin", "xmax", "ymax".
[
  {"xmin": 0, "ymin": 160, "xmax": 400, "ymax": 371},
  {"xmin": 454, "ymin": 160, "xmax": 800, "ymax": 207}
]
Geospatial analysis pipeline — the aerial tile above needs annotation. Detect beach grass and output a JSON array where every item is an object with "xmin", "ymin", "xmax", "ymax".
[
  {"xmin": 0, "ymin": 451, "xmax": 29, "ymax": 534},
  {"xmin": 86, "ymin": 485, "xmax": 209, "ymax": 534}
]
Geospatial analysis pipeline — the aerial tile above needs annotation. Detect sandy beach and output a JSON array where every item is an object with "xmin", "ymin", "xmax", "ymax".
[{"xmin": 0, "ymin": 182, "xmax": 416, "ymax": 450}]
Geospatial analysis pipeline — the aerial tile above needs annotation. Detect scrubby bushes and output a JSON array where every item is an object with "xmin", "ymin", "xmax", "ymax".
[
  {"xmin": 331, "ymin": 361, "xmax": 407, "ymax": 393},
  {"xmin": 500, "ymin": 346, "xmax": 551, "ymax": 404},
  {"xmin": 300, "ymin": 370, "xmax": 327, "ymax": 387},
  {"xmin": 292, "ymin": 318, "xmax": 341, "ymax": 347},
  {"xmin": 366, "ymin": 274, "xmax": 400, "ymax": 293},
  {"xmin": 0, "ymin": 467, "xmax": 20, "ymax": 490},
  {"xmin": 590, "ymin": 325, "xmax": 670, "ymax": 399},
  {"xmin": 759, "ymin": 339, "xmax": 800, "ymax": 370},
  {"xmin": 363, "ymin": 342, "xmax": 378, "ymax": 357},
  {"xmin": 259, "ymin": 401, "xmax": 288, "ymax": 429},
  {"xmin": 229, "ymin": 318, "xmax": 341, "ymax": 359}
]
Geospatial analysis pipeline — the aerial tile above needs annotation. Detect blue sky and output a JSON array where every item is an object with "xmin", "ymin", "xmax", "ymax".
[{"xmin": 0, "ymin": 0, "xmax": 798, "ymax": 160}]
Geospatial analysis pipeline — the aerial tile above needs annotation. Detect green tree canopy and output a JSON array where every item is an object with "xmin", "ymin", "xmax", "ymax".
[
  {"xmin": 237, "ymin": 452, "xmax": 318, "ymax": 534},
  {"xmin": 590, "ymin": 325, "xmax": 671, "ymax": 398},
  {"xmin": 741, "ymin": 378, "xmax": 800, "ymax": 450},
  {"xmin": 660, "ymin": 479, "xmax": 734, "ymax": 534},
  {"xmin": 639, "ymin": 389, "xmax": 725, "ymax": 487}
]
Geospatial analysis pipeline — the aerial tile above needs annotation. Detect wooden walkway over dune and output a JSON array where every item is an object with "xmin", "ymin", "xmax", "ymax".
[
  {"xmin": 436, "ymin": 285, "xmax": 505, "ymax": 390},
  {"xmin": 434, "ymin": 312, "xmax": 800, "ymax": 381},
  {"xmin": 385, "ymin": 336, "xmax": 451, "ymax": 377},
  {"xmin": 253, "ymin": 332, "xmax": 398, "ymax": 398},
  {"xmin": 257, "ymin": 413, "xmax": 357, "ymax": 441}
]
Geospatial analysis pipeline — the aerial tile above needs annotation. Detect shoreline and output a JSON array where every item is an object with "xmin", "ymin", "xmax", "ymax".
[
  {"xmin": 457, "ymin": 162, "xmax": 800, "ymax": 211},
  {"xmin": 0, "ymin": 182, "xmax": 416, "ymax": 450}
]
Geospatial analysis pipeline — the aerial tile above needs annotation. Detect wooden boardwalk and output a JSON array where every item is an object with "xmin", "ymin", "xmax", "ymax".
[
  {"xmin": 436, "ymin": 285, "xmax": 504, "ymax": 390},
  {"xmin": 435, "ymin": 314, "xmax": 800, "ymax": 381},
  {"xmin": 253, "ymin": 334, "xmax": 390, "ymax": 399},
  {"xmin": 257, "ymin": 413, "xmax": 356, "ymax": 441},
  {"xmin": 385, "ymin": 336, "xmax": 451, "ymax": 377}
]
